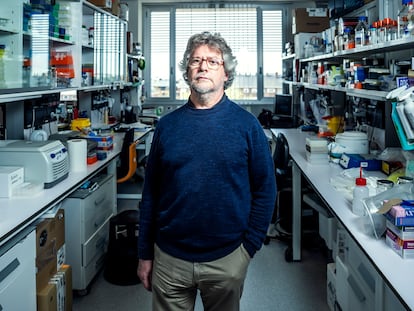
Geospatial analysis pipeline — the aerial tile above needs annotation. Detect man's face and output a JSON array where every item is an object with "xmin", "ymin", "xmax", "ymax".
[{"xmin": 187, "ymin": 45, "xmax": 228, "ymax": 95}]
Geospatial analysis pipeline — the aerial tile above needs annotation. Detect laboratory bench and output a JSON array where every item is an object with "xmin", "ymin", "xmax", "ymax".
[
  {"xmin": 271, "ymin": 128, "xmax": 411, "ymax": 310},
  {"xmin": 0, "ymin": 126, "xmax": 152, "ymax": 310}
]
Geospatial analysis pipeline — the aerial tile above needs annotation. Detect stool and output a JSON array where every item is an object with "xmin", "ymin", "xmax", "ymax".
[{"xmin": 104, "ymin": 209, "xmax": 141, "ymax": 285}]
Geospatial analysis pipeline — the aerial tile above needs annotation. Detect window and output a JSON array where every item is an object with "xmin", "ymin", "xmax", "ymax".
[{"xmin": 143, "ymin": 3, "xmax": 284, "ymax": 104}]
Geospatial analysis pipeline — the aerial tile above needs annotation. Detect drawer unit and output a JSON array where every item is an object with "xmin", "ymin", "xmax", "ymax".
[
  {"xmin": 347, "ymin": 236, "xmax": 382, "ymax": 311},
  {"xmin": 76, "ymin": 217, "xmax": 110, "ymax": 290},
  {"xmin": 0, "ymin": 230, "xmax": 36, "ymax": 311},
  {"xmin": 62, "ymin": 174, "xmax": 116, "ymax": 291}
]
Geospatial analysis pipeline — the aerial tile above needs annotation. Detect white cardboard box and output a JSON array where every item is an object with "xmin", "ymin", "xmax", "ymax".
[{"xmin": 0, "ymin": 166, "xmax": 24, "ymax": 197}]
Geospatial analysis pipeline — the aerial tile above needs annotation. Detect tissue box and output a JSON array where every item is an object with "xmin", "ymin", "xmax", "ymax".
[{"xmin": 0, "ymin": 166, "xmax": 24, "ymax": 197}]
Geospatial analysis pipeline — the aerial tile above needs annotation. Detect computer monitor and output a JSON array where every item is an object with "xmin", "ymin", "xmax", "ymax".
[{"xmin": 274, "ymin": 94, "xmax": 293, "ymax": 118}]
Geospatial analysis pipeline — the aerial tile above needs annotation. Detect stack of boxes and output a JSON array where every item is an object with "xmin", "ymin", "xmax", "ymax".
[
  {"xmin": 305, "ymin": 136, "xmax": 329, "ymax": 164},
  {"xmin": 27, "ymin": 1, "xmax": 72, "ymax": 41},
  {"xmin": 36, "ymin": 208, "xmax": 73, "ymax": 311},
  {"xmin": 384, "ymin": 201, "xmax": 414, "ymax": 259}
]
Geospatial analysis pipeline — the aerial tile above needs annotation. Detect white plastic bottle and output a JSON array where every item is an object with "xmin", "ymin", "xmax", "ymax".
[
  {"xmin": 398, "ymin": 0, "xmax": 413, "ymax": 38},
  {"xmin": 304, "ymin": 41, "xmax": 314, "ymax": 58},
  {"xmin": 352, "ymin": 176, "xmax": 369, "ymax": 216}
]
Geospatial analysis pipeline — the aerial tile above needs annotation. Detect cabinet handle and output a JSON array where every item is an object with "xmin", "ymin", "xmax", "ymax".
[
  {"xmin": 95, "ymin": 237, "xmax": 106, "ymax": 250},
  {"xmin": 357, "ymin": 263, "xmax": 375, "ymax": 292},
  {"xmin": 0, "ymin": 258, "xmax": 20, "ymax": 283},
  {"xmin": 94, "ymin": 195, "xmax": 106, "ymax": 206},
  {"xmin": 94, "ymin": 216, "xmax": 106, "ymax": 228},
  {"xmin": 348, "ymin": 274, "xmax": 366, "ymax": 302}
]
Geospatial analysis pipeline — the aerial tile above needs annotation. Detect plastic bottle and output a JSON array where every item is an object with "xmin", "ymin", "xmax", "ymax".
[
  {"xmin": 355, "ymin": 16, "xmax": 369, "ymax": 47},
  {"xmin": 344, "ymin": 27, "xmax": 355, "ymax": 49},
  {"xmin": 352, "ymin": 167, "xmax": 369, "ymax": 216},
  {"xmin": 398, "ymin": 0, "xmax": 413, "ymax": 39},
  {"xmin": 0, "ymin": 45, "xmax": 6, "ymax": 88},
  {"xmin": 304, "ymin": 41, "xmax": 314, "ymax": 58}
]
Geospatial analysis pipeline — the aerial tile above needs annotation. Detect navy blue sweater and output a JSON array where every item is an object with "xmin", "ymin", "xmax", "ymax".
[{"xmin": 138, "ymin": 95, "xmax": 276, "ymax": 262}]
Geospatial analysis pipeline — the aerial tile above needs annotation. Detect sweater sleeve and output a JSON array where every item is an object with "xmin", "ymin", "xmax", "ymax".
[
  {"xmin": 242, "ymin": 124, "xmax": 277, "ymax": 258},
  {"xmin": 137, "ymin": 128, "xmax": 161, "ymax": 260}
]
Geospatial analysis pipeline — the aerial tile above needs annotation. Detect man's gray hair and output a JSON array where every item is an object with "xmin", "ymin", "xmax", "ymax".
[{"xmin": 178, "ymin": 31, "xmax": 237, "ymax": 90}]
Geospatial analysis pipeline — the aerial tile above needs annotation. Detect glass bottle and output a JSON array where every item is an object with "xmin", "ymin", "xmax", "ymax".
[{"xmin": 355, "ymin": 16, "xmax": 369, "ymax": 47}]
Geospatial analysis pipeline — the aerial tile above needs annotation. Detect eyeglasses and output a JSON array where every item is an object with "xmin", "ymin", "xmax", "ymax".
[{"xmin": 188, "ymin": 57, "xmax": 224, "ymax": 70}]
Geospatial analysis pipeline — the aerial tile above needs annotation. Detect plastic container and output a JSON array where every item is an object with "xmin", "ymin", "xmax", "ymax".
[
  {"xmin": 355, "ymin": 16, "xmax": 369, "ymax": 47},
  {"xmin": 398, "ymin": 0, "xmax": 413, "ymax": 39},
  {"xmin": 343, "ymin": 27, "xmax": 355, "ymax": 49},
  {"xmin": 352, "ymin": 175, "xmax": 369, "ymax": 216},
  {"xmin": 304, "ymin": 41, "xmax": 314, "ymax": 58}
]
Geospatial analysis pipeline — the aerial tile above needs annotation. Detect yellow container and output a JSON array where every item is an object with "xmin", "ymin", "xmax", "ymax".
[
  {"xmin": 71, "ymin": 118, "xmax": 91, "ymax": 131},
  {"xmin": 326, "ymin": 116, "xmax": 344, "ymax": 135}
]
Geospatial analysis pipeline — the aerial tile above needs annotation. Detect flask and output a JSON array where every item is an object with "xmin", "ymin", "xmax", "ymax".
[
  {"xmin": 355, "ymin": 16, "xmax": 369, "ymax": 47},
  {"xmin": 352, "ymin": 167, "xmax": 369, "ymax": 216}
]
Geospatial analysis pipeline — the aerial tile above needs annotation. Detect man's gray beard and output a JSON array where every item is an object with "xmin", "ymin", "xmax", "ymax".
[{"xmin": 190, "ymin": 83, "xmax": 213, "ymax": 95}]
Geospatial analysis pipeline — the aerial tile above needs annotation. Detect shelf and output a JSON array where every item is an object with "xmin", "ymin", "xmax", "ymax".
[
  {"xmin": 282, "ymin": 54, "xmax": 296, "ymax": 60},
  {"xmin": 294, "ymin": 82, "xmax": 389, "ymax": 101},
  {"xmin": 300, "ymin": 38, "xmax": 414, "ymax": 63}
]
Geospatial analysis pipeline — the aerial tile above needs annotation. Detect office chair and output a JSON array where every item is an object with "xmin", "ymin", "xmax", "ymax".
[
  {"xmin": 266, "ymin": 133, "xmax": 323, "ymax": 262},
  {"xmin": 117, "ymin": 128, "xmax": 141, "ymax": 200},
  {"xmin": 265, "ymin": 133, "xmax": 292, "ymax": 244}
]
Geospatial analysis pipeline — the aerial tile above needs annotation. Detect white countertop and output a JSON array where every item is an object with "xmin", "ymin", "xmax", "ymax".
[
  {"xmin": 271, "ymin": 128, "xmax": 413, "ymax": 309},
  {"xmin": 0, "ymin": 127, "xmax": 153, "ymax": 247}
]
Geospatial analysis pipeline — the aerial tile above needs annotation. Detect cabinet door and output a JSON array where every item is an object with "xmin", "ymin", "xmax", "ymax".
[
  {"xmin": 82, "ymin": 2, "xmax": 127, "ymax": 86},
  {"xmin": 0, "ymin": 230, "xmax": 36, "ymax": 311}
]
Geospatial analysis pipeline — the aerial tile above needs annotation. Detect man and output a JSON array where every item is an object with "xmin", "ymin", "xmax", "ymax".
[{"xmin": 138, "ymin": 31, "xmax": 276, "ymax": 311}]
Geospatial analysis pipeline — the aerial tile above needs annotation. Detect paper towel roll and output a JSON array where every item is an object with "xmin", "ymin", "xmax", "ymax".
[{"xmin": 68, "ymin": 139, "xmax": 87, "ymax": 172}]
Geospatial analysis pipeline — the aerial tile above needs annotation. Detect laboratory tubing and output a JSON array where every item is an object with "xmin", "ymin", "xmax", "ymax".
[{"xmin": 352, "ymin": 167, "xmax": 369, "ymax": 216}]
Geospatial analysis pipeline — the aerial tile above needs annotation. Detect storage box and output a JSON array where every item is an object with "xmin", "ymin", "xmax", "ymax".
[
  {"xmin": 0, "ymin": 166, "xmax": 24, "ymax": 198},
  {"xmin": 89, "ymin": 0, "xmax": 112, "ymax": 9},
  {"xmin": 292, "ymin": 8, "xmax": 330, "ymax": 34},
  {"xmin": 57, "ymin": 265, "xmax": 73, "ymax": 311},
  {"xmin": 385, "ymin": 228, "xmax": 414, "ymax": 259},
  {"xmin": 112, "ymin": 0, "xmax": 120, "ymax": 16},
  {"xmin": 36, "ymin": 209, "xmax": 65, "ymax": 291},
  {"xmin": 37, "ymin": 283, "xmax": 57, "ymax": 311}
]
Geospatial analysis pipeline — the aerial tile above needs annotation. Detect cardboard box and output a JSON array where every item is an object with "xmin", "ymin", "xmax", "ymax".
[
  {"xmin": 37, "ymin": 283, "xmax": 58, "ymax": 311},
  {"xmin": 36, "ymin": 209, "xmax": 65, "ymax": 291},
  {"xmin": 89, "ymin": 0, "xmax": 112, "ymax": 9},
  {"xmin": 36, "ymin": 209, "xmax": 65, "ymax": 261},
  {"xmin": 112, "ymin": 0, "xmax": 120, "ymax": 16},
  {"xmin": 37, "ymin": 256, "xmax": 58, "ymax": 292},
  {"xmin": 292, "ymin": 8, "xmax": 330, "ymax": 34},
  {"xmin": 385, "ymin": 228, "xmax": 414, "ymax": 259},
  {"xmin": 57, "ymin": 265, "xmax": 73, "ymax": 311},
  {"xmin": 0, "ymin": 166, "xmax": 24, "ymax": 197}
]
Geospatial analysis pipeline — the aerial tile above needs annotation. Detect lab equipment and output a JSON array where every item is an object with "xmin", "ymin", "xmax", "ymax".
[{"xmin": 0, "ymin": 140, "xmax": 69, "ymax": 188}]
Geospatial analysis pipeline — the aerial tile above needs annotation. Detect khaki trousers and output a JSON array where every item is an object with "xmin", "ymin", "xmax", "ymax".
[{"xmin": 152, "ymin": 244, "xmax": 251, "ymax": 311}]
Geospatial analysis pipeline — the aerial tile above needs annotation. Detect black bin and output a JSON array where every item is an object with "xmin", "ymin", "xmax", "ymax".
[{"xmin": 104, "ymin": 209, "xmax": 141, "ymax": 285}]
